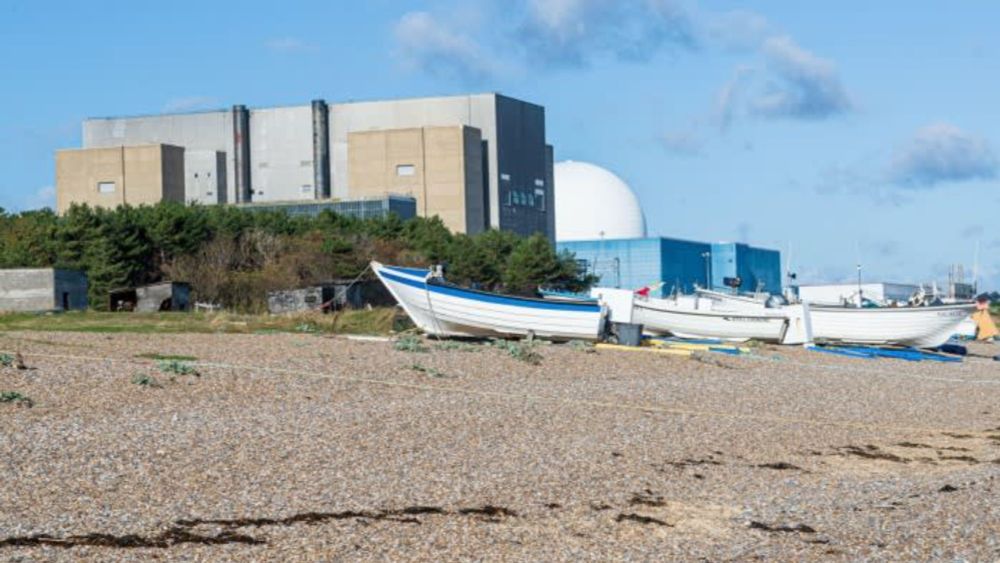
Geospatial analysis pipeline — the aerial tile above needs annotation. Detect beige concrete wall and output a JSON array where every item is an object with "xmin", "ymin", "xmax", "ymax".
[
  {"xmin": 347, "ymin": 126, "xmax": 484, "ymax": 234},
  {"xmin": 55, "ymin": 144, "xmax": 185, "ymax": 213}
]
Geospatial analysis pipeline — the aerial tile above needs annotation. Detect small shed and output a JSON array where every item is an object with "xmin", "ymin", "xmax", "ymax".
[
  {"xmin": 328, "ymin": 279, "xmax": 395, "ymax": 310},
  {"xmin": 267, "ymin": 279, "xmax": 395, "ymax": 315},
  {"xmin": 110, "ymin": 282, "xmax": 191, "ymax": 312},
  {"xmin": 0, "ymin": 268, "xmax": 88, "ymax": 312}
]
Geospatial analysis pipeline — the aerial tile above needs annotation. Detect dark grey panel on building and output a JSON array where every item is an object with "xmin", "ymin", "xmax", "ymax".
[
  {"xmin": 238, "ymin": 195, "xmax": 416, "ymax": 220},
  {"xmin": 495, "ymin": 95, "xmax": 552, "ymax": 239},
  {"xmin": 0, "ymin": 269, "xmax": 88, "ymax": 312}
]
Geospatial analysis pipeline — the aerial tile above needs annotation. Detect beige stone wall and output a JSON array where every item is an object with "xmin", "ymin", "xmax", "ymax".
[
  {"xmin": 55, "ymin": 144, "xmax": 185, "ymax": 213},
  {"xmin": 347, "ymin": 126, "xmax": 484, "ymax": 234}
]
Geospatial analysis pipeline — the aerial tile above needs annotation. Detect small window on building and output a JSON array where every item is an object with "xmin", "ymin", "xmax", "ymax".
[
  {"xmin": 300, "ymin": 160, "xmax": 313, "ymax": 167},
  {"xmin": 194, "ymin": 172, "xmax": 199, "ymax": 179},
  {"xmin": 97, "ymin": 181, "xmax": 115, "ymax": 194},
  {"xmin": 527, "ymin": 193, "xmax": 535, "ymax": 207},
  {"xmin": 396, "ymin": 164, "xmax": 416, "ymax": 176},
  {"xmin": 500, "ymin": 173, "xmax": 511, "ymax": 182},
  {"xmin": 535, "ymin": 189, "xmax": 546, "ymax": 211},
  {"xmin": 534, "ymin": 178, "xmax": 545, "ymax": 187},
  {"xmin": 505, "ymin": 192, "xmax": 512, "ymax": 206},
  {"xmin": 206, "ymin": 191, "xmax": 214, "ymax": 196},
  {"xmin": 207, "ymin": 172, "xmax": 211, "ymax": 178},
  {"xmin": 259, "ymin": 162, "xmax": 269, "ymax": 168},
  {"xmin": 301, "ymin": 185, "xmax": 313, "ymax": 194}
]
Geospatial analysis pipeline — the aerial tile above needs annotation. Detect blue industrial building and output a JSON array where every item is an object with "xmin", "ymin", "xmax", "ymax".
[
  {"xmin": 709, "ymin": 242, "xmax": 782, "ymax": 295},
  {"xmin": 557, "ymin": 237, "xmax": 781, "ymax": 297}
]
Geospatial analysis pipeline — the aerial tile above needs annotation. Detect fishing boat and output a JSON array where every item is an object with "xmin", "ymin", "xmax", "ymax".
[
  {"xmin": 807, "ymin": 303, "xmax": 976, "ymax": 348},
  {"xmin": 698, "ymin": 290, "xmax": 976, "ymax": 348},
  {"xmin": 590, "ymin": 287, "xmax": 811, "ymax": 344},
  {"xmin": 372, "ymin": 262, "xmax": 607, "ymax": 340},
  {"xmin": 631, "ymin": 295, "xmax": 803, "ymax": 343}
]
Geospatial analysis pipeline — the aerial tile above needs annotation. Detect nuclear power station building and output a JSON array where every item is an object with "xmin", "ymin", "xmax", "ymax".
[{"xmin": 57, "ymin": 93, "xmax": 555, "ymax": 238}]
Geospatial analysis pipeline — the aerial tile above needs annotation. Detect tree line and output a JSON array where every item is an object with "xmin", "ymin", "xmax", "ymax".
[{"xmin": 0, "ymin": 203, "xmax": 593, "ymax": 312}]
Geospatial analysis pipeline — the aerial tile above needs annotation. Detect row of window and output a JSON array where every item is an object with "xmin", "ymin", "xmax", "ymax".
[{"xmin": 506, "ymin": 188, "xmax": 546, "ymax": 210}]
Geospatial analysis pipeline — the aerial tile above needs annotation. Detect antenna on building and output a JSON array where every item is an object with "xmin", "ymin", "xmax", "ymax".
[{"xmin": 973, "ymin": 240, "xmax": 981, "ymax": 294}]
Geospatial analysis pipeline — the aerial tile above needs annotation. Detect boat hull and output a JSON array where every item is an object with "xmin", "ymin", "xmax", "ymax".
[
  {"xmin": 809, "ymin": 304, "xmax": 976, "ymax": 348},
  {"xmin": 633, "ymin": 297, "xmax": 789, "ymax": 342},
  {"xmin": 372, "ymin": 262, "xmax": 605, "ymax": 340}
]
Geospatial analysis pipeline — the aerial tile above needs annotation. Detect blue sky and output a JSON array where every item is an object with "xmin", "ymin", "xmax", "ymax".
[{"xmin": 2, "ymin": 1, "xmax": 998, "ymax": 288}]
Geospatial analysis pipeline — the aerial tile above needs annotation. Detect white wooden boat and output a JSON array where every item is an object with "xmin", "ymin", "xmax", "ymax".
[
  {"xmin": 589, "ymin": 288, "xmax": 810, "ymax": 344},
  {"xmin": 372, "ymin": 262, "xmax": 606, "ymax": 340},
  {"xmin": 807, "ymin": 303, "xmax": 976, "ymax": 348},
  {"xmin": 699, "ymin": 290, "xmax": 976, "ymax": 348},
  {"xmin": 631, "ymin": 295, "xmax": 794, "ymax": 342}
]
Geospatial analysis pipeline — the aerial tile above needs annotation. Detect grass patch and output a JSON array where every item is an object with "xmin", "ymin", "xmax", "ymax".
[
  {"xmin": 0, "ymin": 391, "xmax": 33, "ymax": 408},
  {"xmin": 433, "ymin": 341, "xmax": 480, "ymax": 352},
  {"xmin": 131, "ymin": 373, "xmax": 163, "ymax": 388},
  {"xmin": 568, "ymin": 340, "xmax": 596, "ymax": 354},
  {"xmin": 0, "ymin": 308, "xmax": 401, "ymax": 335},
  {"xmin": 157, "ymin": 360, "xmax": 199, "ymax": 377},
  {"xmin": 135, "ymin": 353, "xmax": 198, "ymax": 362},
  {"xmin": 0, "ymin": 353, "xmax": 13, "ymax": 367},
  {"xmin": 492, "ymin": 339, "xmax": 543, "ymax": 365},
  {"xmin": 394, "ymin": 334, "xmax": 428, "ymax": 353}
]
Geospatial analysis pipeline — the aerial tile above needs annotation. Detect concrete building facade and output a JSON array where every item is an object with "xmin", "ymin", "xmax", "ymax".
[
  {"xmin": 347, "ymin": 126, "xmax": 485, "ymax": 234},
  {"xmin": 0, "ymin": 269, "xmax": 88, "ymax": 312},
  {"xmin": 76, "ymin": 93, "xmax": 554, "ymax": 237},
  {"xmin": 55, "ymin": 144, "xmax": 185, "ymax": 214}
]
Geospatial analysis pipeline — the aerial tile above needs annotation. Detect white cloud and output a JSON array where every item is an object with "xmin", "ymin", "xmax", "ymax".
[
  {"xmin": 703, "ymin": 9, "xmax": 771, "ymax": 50},
  {"xmin": 714, "ymin": 65, "xmax": 754, "ymax": 130},
  {"xmin": 889, "ymin": 123, "xmax": 998, "ymax": 188},
  {"xmin": 162, "ymin": 96, "xmax": 218, "ymax": 113},
  {"xmin": 393, "ymin": 11, "xmax": 500, "ymax": 82},
  {"xmin": 517, "ymin": 0, "xmax": 697, "ymax": 66},
  {"xmin": 749, "ymin": 36, "xmax": 852, "ymax": 119},
  {"xmin": 264, "ymin": 37, "xmax": 317, "ymax": 54}
]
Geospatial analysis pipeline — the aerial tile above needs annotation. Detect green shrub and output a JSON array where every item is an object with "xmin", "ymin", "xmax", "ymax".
[
  {"xmin": 492, "ymin": 339, "xmax": 542, "ymax": 365},
  {"xmin": 434, "ymin": 341, "xmax": 479, "ymax": 352},
  {"xmin": 131, "ymin": 373, "xmax": 162, "ymax": 388},
  {"xmin": 0, "ymin": 391, "xmax": 33, "ymax": 408},
  {"xmin": 0, "ymin": 353, "xmax": 13, "ymax": 367},
  {"xmin": 157, "ymin": 360, "xmax": 199, "ymax": 376},
  {"xmin": 394, "ymin": 335, "xmax": 428, "ymax": 353}
]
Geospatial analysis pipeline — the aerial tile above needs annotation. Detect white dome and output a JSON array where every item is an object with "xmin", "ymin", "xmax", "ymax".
[{"xmin": 554, "ymin": 161, "xmax": 647, "ymax": 241}]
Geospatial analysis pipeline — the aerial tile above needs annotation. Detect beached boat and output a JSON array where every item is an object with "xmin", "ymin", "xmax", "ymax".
[
  {"xmin": 372, "ymin": 261, "xmax": 607, "ymax": 340},
  {"xmin": 698, "ymin": 290, "xmax": 976, "ymax": 348},
  {"xmin": 807, "ymin": 303, "xmax": 976, "ymax": 348},
  {"xmin": 631, "ymin": 294, "xmax": 795, "ymax": 342},
  {"xmin": 589, "ymin": 288, "xmax": 811, "ymax": 344}
]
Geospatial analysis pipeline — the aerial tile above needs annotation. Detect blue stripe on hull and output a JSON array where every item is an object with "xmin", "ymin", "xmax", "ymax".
[
  {"xmin": 383, "ymin": 265, "xmax": 431, "ymax": 278},
  {"xmin": 378, "ymin": 270, "xmax": 602, "ymax": 313}
]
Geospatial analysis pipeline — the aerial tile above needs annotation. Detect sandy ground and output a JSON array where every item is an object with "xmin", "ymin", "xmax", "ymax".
[{"xmin": 1, "ymin": 331, "xmax": 998, "ymax": 561}]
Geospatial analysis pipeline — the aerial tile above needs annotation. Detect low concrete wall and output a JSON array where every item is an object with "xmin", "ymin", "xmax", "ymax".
[{"xmin": 267, "ymin": 287, "xmax": 331, "ymax": 315}]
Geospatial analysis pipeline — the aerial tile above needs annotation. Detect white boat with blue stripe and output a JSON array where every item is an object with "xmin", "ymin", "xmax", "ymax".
[{"xmin": 372, "ymin": 261, "xmax": 607, "ymax": 340}]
